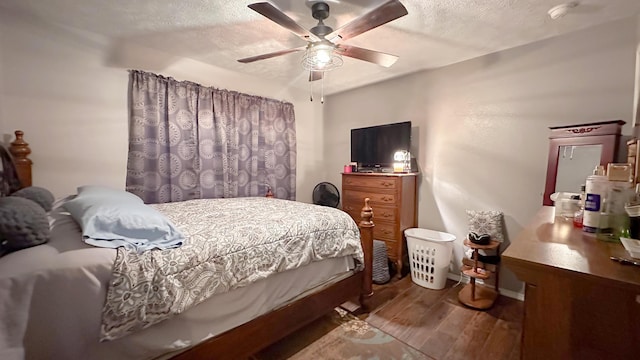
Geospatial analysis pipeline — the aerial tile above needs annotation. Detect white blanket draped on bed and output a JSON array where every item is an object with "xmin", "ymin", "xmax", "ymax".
[{"xmin": 101, "ymin": 197, "xmax": 363, "ymax": 341}]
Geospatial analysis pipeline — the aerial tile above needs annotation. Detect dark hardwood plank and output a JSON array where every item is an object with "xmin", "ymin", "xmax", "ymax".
[
  {"xmin": 365, "ymin": 281, "xmax": 426, "ymax": 329},
  {"xmin": 252, "ymin": 277, "xmax": 524, "ymax": 360},
  {"xmin": 397, "ymin": 293, "xmax": 457, "ymax": 349},
  {"xmin": 480, "ymin": 319, "xmax": 521, "ymax": 360},
  {"xmin": 420, "ymin": 305, "xmax": 477, "ymax": 359},
  {"xmin": 344, "ymin": 275, "xmax": 414, "ymax": 314},
  {"xmin": 436, "ymin": 300, "xmax": 478, "ymax": 337},
  {"xmin": 443, "ymin": 310, "xmax": 498, "ymax": 360},
  {"xmin": 363, "ymin": 277, "xmax": 524, "ymax": 360},
  {"xmin": 421, "ymin": 332, "xmax": 458, "ymax": 360},
  {"xmin": 374, "ymin": 285, "xmax": 453, "ymax": 340}
]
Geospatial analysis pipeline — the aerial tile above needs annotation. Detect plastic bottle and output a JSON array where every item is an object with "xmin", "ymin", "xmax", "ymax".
[
  {"xmin": 596, "ymin": 180, "xmax": 632, "ymax": 242},
  {"xmin": 583, "ymin": 166, "xmax": 609, "ymax": 234},
  {"xmin": 573, "ymin": 185, "xmax": 586, "ymax": 228}
]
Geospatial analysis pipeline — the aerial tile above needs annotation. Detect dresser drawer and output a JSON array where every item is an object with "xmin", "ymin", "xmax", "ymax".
[
  {"xmin": 343, "ymin": 206, "xmax": 398, "ymax": 241},
  {"xmin": 343, "ymin": 203, "xmax": 397, "ymax": 223},
  {"xmin": 343, "ymin": 176, "xmax": 397, "ymax": 190},
  {"xmin": 344, "ymin": 190, "xmax": 396, "ymax": 207},
  {"xmin": 373, "ymin": 221, "xmax": 399, "ymax": 241}
]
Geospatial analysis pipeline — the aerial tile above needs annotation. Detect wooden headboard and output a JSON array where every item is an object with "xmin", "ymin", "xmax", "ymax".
[{"xmin": 8, "ymin": 130, "xmax": 32, "ymax": 188}]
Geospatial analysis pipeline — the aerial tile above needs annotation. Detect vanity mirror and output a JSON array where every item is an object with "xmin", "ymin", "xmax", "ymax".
[{"xmin": 543, "ymin": 120, "xmax": 625, "ymax": 206}]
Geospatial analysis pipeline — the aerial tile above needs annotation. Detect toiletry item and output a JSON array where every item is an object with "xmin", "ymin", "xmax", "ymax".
[
  {"xmin": 573, "ymin": 184, "xmax": 586, "ymax": 228},
  {"xmin": 607, "ymin": 163, "xmax": 632, "ymax": 182},
  {"xmin": 554, "ymin": 194, "xmax": 580, "ymax": 219},
  {"xmin": 583, "ymin": 171, "xmax": 609, "ymax": 234},
  {"xmin": 573, "ymin": 209, "xmax": 583, "ymax": 228},
  {"xmin": 625, "ymin": 203, "xmax": 640, "ymax": 239},
  {"xmin": 596, "ymin": 180, "xmax": 632, "ymax": 242},
  {"xmin": 551, "ymin": 192, "xmax": 579, "ymax": 219}
]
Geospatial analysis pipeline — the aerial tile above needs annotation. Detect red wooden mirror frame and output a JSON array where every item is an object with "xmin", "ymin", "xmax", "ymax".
[{"xmin": 543, "ymin": 120, "xmax": 625, "ymax": 206}]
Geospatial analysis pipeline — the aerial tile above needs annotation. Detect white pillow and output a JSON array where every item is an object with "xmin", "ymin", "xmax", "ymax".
[
  {"xmin": 64, "ymin": 186, "xmax": 184, "ymax": 252},
  {"xmin": 466, "ymin": 210, "xmax": 505, "ymax": 243}
]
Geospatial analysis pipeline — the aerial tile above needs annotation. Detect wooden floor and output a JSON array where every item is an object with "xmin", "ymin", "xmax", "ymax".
[{"xmin": 347, "ymin": 276, "xmax": 524, "ymax": 360}]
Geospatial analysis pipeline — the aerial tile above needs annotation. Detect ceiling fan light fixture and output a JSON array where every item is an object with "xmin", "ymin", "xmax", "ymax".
[{"xmin": 301, "ymin": 43, "xmax": 343, "ymax": 71}]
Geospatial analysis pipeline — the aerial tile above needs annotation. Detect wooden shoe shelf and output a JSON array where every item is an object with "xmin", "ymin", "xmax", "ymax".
[{"xmin": 458, "ymin": 238, "xmax": 500, "ymax": 310}]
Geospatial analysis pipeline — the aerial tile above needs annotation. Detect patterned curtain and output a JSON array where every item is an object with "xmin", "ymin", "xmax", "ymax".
[{"xmin": 126, "ymin": 70, "xmax": 296, "ymax": 203}]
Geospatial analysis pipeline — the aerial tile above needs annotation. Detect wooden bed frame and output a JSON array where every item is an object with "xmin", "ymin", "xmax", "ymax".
[
  {"xmin": 8, "ymin": 130, "xmax": 375, "ymax": 360},
  {"xmin": 8, "ymin": 130, "xmax": 32, "ymax": 188}
]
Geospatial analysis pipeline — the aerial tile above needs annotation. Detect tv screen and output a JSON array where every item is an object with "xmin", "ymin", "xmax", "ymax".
[{"xmin": 351, "ymin": 121, "xmax": 411, "ymax": 169}]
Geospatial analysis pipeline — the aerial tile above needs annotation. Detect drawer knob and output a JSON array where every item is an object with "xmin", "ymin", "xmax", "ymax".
[
  {"xmin": 381, "ymin": 196, "xmax": 393, "ymax": 202},
  {"xmin": 381, "ymin": 182, "xmax": 394, "ymax": 187},
  {"xmin": 381, "ymin": 212, "xmax": 393, "ymax": 218}
]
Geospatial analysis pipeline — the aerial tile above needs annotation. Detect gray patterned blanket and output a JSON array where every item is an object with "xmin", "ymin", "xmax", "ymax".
[{"xmin": 100, "ymin": 197, "xmax": 363, "ymax": 340}]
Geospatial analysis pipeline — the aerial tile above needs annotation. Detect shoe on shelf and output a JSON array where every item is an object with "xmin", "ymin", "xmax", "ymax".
[{"xmin": 468, "ymin": 231, "xmax": 491, "ymax": 245}]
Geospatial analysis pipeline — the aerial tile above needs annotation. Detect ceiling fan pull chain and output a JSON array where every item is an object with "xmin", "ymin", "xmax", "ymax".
[
  {"xmin": 321, "ymin": 74, "xmax": 325, "ymax": 104},
  {"xmin": 310, "ymin": 78, "xmax": 314, "ymax": 102}
]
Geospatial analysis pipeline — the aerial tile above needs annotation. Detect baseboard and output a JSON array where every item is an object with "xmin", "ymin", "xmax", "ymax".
[
  {"xmin": 446, "ymin": 272, "xmax": 524, "ymax": 301},
  {"xmin": 497, "ymin": 287, "xmax": 525, "ymax": 301}
]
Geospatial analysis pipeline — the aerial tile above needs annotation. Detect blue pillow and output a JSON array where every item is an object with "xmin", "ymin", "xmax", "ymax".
[{"xmin": 63, "ymin": 187, "xmax": 184, "ymax": 252}]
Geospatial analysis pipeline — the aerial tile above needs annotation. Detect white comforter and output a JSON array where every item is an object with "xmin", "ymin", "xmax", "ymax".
[{"xmin": 103, "ymin": 197, "xmax": 363, "ymax": 340}]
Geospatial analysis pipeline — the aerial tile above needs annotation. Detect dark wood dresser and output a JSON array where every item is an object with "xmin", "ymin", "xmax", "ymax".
[
  {"xmin": 503, "ymin": 207, "xmax": 640, "ymax": 359},
  {"xmin": 341, "ymin": 172, "xmax": 418, "ymax": 277}
]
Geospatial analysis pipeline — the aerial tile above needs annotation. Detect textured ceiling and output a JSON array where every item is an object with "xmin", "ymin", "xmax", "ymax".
[{"xmin": 2, "ymin": 0, "xmax": 640, "ymax": 94}]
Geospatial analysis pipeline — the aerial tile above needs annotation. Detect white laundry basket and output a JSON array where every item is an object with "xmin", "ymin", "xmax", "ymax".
[{"xmin": 405, "ymin": 228, "xmax": 456, "ymax": 290}]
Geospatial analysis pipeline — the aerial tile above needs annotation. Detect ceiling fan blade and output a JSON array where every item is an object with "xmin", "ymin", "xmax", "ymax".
[
  {"xmin": 309, "ymin": 71, "xmax": 324, "ymax": 82},
  {"xmin": 326, "ymin": 0, "xmax": 408, "ymax": 42},
  {"xmin": 238, "ymin": 47, "xmax": 305, "ymax": 63},
  {"xmin": 336, "ymin": 45, "xmax": 399, "ymax": 67},
  {"xmin": 248, "ymin": 2, "xmax": 320, "ymax": 42}
]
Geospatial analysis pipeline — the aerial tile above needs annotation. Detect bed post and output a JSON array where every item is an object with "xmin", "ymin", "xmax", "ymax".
[
  {"xmin": 9, "ymin": 130, "xmax": 32, "ymax": 188},
  {"xmin": 359, "ymin": 198, "xmax": 374, "ymax": 311}
]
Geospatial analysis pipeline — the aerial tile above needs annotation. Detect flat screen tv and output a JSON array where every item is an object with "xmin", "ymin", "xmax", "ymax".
[{"xmin": 351, "ymin": 121, "xmax": 411, "ymax": 170}]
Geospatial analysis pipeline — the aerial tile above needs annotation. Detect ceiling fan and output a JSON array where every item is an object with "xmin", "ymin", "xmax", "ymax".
[{"xmin": 238, "ymin": 0, "xmax": 408, "ymax": 82}]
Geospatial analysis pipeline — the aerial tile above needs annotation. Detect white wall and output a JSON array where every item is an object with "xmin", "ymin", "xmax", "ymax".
[
  {"xmin": 0, "ymin": 20, "xmax": 4, "ymax": 133},
  {"xmin": 325, "ymin": 17, "xmax": 638, "ymax": 293},
  {"xmin": 0, "ymin": 10, "xmax": 324, "ymax": 202},
  {"xmin": 634, "ymin": 14, "xmax": 640, "ymax": 127}
]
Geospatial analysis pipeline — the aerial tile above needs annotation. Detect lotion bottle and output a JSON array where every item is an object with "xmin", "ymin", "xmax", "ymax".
[{"xmin": 583, "ymin": 165, "xmax": 609, "ymax": 234}]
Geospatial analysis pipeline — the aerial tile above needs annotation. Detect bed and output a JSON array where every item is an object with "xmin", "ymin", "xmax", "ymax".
[{"xmin": 0, "ymin": 131, "xmax": 374, "ymax": 360}]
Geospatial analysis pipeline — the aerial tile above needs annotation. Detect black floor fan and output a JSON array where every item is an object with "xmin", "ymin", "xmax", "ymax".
[{"xmin": 312, "ymin": 182, "xmax": 340, "ymax": 208}]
